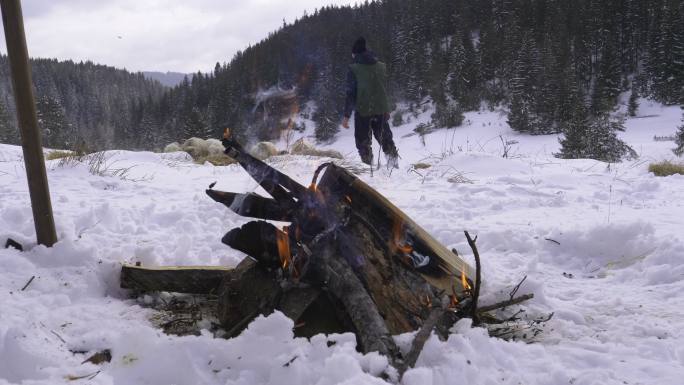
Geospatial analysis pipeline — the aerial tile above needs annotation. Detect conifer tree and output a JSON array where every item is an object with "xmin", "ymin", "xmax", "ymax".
[
  {"xmin": 628, "ymin": 89, "xmax": 639, "ymax": 117},
  {"xmin": 557, "ymin": 93, "xmax": 591, "ymax": 160},
  {"xmin": 0, "ymin": 99, "xmax": 16, "ymax": 145},
  {"xmin": 674, "ymin": 109, "xmax": 684, "ymax": 156},
  {"xmin": 585, "ymin": 114, "xmax": 637, "ymax": 162}
]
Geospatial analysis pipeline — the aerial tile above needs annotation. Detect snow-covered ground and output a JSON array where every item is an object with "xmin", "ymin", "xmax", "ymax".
[{"xmin": 1, "ymin": 100, "xmax": 683, "ymax": 385}]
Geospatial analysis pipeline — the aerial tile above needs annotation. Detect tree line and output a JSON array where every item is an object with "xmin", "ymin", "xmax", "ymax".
[
  {"xmin": 0, "ymin": 57, "xmax": 165, "ymax": 150},
  {"xmin": 0, "ymin": 0, "xmax": 682, "ymax": 160}
]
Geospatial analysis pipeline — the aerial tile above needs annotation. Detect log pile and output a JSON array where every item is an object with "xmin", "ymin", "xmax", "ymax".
[{"xmin": 121, "ymin": 129, "xmax": 534, "ymax": 371}]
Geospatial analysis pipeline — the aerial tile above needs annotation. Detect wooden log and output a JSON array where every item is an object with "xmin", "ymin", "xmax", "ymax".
[
  {"xmin": 305, "ymin": 232, "xmax": 401, "ymax": 360},
  {"xmin": 206, "ymin": 190, "xmax": 292, "ymax": 221},
  {"xmin": 217, "ymin": 258, "xmax": 280, "ymax": 336},
  {"xmin": 120, "ymin": 264, "xmax": 233, "ymax": 294},
  {"xmin": 216, "ymin": 257, "xmax": 339, "ymax": 337},
  {"xmin": 317, "ymin": 164, "xmax": 475, "ymax": 295}
]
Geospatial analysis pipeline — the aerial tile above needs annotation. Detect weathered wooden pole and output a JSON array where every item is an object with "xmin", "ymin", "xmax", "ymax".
[{"xmin": 1, "ymin": 0, "xmax": 57, "ymax": 247}]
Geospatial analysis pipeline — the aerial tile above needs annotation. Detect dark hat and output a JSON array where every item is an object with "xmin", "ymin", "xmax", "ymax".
[{"xmin": 352, "ymin": 37, "xmax": 366, "ymax": 54}]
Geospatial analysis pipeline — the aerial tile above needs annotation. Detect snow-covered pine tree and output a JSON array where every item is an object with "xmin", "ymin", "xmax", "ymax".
[
  {"xmin": 0, "ymin": 98, "xmax": 16, "ymax": 145},
  {"xmin": 507, "ymin": 34, "xmax": 541, "ymax": 133},
  {"xmin": 311, "ymin": 51, "xmax": 341, "ymax": 143},
  {"xmin": 556, "ymin": 93, "xmax": 590, "ymax": 159},
  {"xmin": 431, "ymin": 99, "xmax": 464, "ymax": 129},
  {"xmin": 591, "ymin": 37, "xmax": 622, "ymax": 114},
  {"xmin": 585, "ymin": 114, "xmax": 637, "ymax": 162},
  {"xmin": 36, "ymin": 95, "xmax": 69, "ymax": 149},
  {"xmin": 673, "ymin": 109, "xmax": 684, "ymax": 156},
  {"xmin": 628, "ymin": 89, "xmax": 639, "ymax": 117}
]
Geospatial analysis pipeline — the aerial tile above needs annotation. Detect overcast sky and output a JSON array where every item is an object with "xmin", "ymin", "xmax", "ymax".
[{"xmin": 0, "ymin": 0, "xmax": 358, "ymax": 73}]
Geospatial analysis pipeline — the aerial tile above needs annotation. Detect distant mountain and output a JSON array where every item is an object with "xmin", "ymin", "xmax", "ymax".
[{"xmin": 142, "ymin": 71, "xmax": 187, "ymax": 87}]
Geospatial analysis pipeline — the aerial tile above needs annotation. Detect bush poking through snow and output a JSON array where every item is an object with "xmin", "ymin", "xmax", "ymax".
[
  {"xmin": 250, "ymin": 142, "xmax": 278, "ymax": 160},
  {"xmin": 673, "ymin": 111, "xmax": 684, "ymax": 156},
  {"xmin": 392, "ymin": 110, "xmax": 404, "ymax": 127},
  {"xmin": 557, "ymin": 113, "xmax": 637, "ymax": 162},
  {"xmin": 648, "ymin": 161, "xmax": 684, "ymax": 176},
  {"xmin": 431, "ymin": 101, "xmax": 464, "ymax": 129},
  {"xmin": 164, "ymin": 142, "xmax": 182, "ymax": 153},
  {"xmin": 45, "ymin": 150, "xmax": 78, "ymax": 161},
  {"xmin": 290, "ymin": 138, "xmax": 343, "ymax": 159},
  {"xmin": 164, "ymin": 138, "xmax": 236, "ymax": 165}
]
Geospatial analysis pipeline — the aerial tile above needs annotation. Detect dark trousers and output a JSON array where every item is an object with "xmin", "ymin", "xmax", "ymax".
[{"xmin": 354, "ymin": 114, "xmax": 397, "ymax": 163}]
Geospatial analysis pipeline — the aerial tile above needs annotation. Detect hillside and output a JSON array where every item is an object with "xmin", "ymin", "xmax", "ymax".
[
  {"xmin": 0, "ymin": 57, "xmax": 165, "ymax": 150},
  {"xmin": 1, "ymin": 100, "xmax": 683, "ymax": 384},
  {"xmin": 136, "ymin": 0, "xmax": 683, "ymax": 144}
]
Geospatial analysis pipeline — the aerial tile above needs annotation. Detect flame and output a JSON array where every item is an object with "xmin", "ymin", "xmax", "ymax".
[
  {"xmin": 391, "ymin": 219, "xmax": 413, "ymax": 256},
  {"xmin": 223, "ymin": 127, "xmax": 231, "ymax": 139},
  {"xmin": 276, "ymin": 227, "xmax": 291, "ymax": 270},
  {"xmin": 461, "ymin": 270, "xmax": 471, "ymax": 292},
  {"xmin": 345, "ymin": 195, "xmax": 352, "ymax": 204},
  {"xmin": 424, "ymin": 294, "xmax": 432, "ymax": 309},
  {"xmin": 449, "ymin": 295, "xmax": 459, "ymax": 308}
]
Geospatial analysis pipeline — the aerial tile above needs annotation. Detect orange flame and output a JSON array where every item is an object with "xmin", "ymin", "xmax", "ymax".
[
  {"xmin": 461, "ymin": 270, "xmax": 471, "ymax": 292},
  {"xmin": 424, "ymin": 294, "xmax": 432, "ymax": 309},
  {"xmin": 391, "ymin": 219, "xmax": 413, "ymax": 257},
  {"xmin": 276, "ymin": 227, "xmax": 291, "ymax": 270},
  {"xmin": 449, "ymin": 295, "xmax": 459, "ymax": 308}
]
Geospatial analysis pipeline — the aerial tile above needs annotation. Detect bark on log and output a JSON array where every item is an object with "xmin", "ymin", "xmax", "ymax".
[
  {"xmin": 120, "ymin": 264, "xmax": 233, "ymax": 294},
  {"xmin": 305, "ymin": 231, "xmax": 401, "ymax": 360},
  {"xmin": 216, "ymin": 258, "xmax": 340, "ymax": 338},
  {"xmin": 317, "ymin": 164, "xmax": 475, "ymax": 294}
]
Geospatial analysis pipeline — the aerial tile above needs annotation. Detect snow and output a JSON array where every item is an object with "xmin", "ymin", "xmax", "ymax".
[{"xmin": 2, "ymin": 100, "xmax": 684, "ymax": 384}]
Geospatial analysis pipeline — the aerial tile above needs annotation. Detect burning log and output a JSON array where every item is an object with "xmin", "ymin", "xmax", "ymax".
[{"xmin": 206, "ymin": 129, "xmax": 476, "ymax": 357}]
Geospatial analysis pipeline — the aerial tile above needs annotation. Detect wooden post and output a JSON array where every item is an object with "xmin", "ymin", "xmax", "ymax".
[{"xmin": 1, "ymin": 0, "xmax": 57, "ymax": 247}]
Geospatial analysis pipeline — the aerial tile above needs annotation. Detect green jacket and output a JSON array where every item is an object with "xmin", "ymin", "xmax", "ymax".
[{"xmin": 345, "ymin": 52, "xmax": 391, "ymax": 117}]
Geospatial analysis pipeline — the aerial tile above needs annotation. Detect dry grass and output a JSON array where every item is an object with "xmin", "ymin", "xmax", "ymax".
[
  {"xmin": 195, "ymin": 154, "xmax": 237, "ymax": 166},
  {"xmin": 648, "ymin": 161, "xmax": 684, "ymax": 176},
  {"xmin": 45, "ymin": 150, "xmax": 79, "ymax": 161}
]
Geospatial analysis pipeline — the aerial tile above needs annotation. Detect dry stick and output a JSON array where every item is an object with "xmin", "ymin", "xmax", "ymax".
[
  {"xmin": 21, "ymin": 275, "xmax": 35, "ymax": 291},
  {"xmin": 464, "ymin": 231, "xmax": 481, "ymax": 325},
  {"xmin": 509, "ymin": 275, "xmax": 527, "ymax": 300},
  {"xmin": 399, "ymin": 307, "xmax": 445, "ymax": 377},
  {"xmin": 544, "ymin": 238, "xmax": 561, "ymax": 245},
  {"xmin": 476, "ymin": 293, "xmax": 534, "ymax": 314}
]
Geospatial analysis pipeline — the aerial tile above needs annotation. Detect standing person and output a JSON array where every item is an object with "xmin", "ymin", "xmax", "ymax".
[{"xmin": 342, "ymin": 37, "xmax": 399, "ymax": 168}]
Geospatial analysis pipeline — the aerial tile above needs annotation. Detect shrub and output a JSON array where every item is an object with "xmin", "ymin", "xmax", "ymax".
[
  {"xmin": 648, "ymin": 161, "xmax": 684, "ymax": 176},
  {"xmin": 46, "ymin": 150, "xmax": 78, "ymax": 161},
  {"xmin": 432, "ymin": 102, "xmax": 464, "ymax": 129},
  {"xmin": 392, "ymin": 111, "xmax": 404, "ymax": 127}
]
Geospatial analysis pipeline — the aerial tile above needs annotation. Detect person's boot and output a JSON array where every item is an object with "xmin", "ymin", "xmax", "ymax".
[
  {"xmin": 360, "ymin": 152, "xmax": 373, "ymax": 165},
  {"xmin": 385, "ymin": 150, "xmax": 399, "ymax": 169}
]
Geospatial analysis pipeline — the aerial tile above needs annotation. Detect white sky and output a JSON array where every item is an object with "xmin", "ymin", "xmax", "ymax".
[{"xmin": 0, "ymin": 0, "xmax": 358, "ymax": 73}]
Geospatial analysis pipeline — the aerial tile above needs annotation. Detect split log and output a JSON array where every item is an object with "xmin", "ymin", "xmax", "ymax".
[
  {"xmin": 317, "ymin": 164, "xmax": 476, "ymax": 294},
  {"xmin": 216, "ymin": 257, "xmax": 348, "ymax": 338},
  {"xmin": 120, "ymin": 264, "xmax": 233, "ymax": 294}
]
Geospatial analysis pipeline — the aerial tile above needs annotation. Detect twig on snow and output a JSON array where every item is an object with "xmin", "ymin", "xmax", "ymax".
[{"xmin": 21, "ymin": 275, "xmax": 35, "ymax": 291}]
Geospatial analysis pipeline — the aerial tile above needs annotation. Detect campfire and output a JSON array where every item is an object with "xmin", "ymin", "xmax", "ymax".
[{"xmin": 120, "ymin": 128, "xmax": 535, "ymax": 373}]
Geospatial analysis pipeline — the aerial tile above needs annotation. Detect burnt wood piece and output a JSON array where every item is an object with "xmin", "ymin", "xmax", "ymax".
[
  {"xmin": 317, "ymin": 164, "xmax": 475, "ymax": 295},
  {"xmin": 206, "ymin": 190, "xmax": 292, "ymax": 221},
  {"xmin": 221, "ymin": 221, "xmax": 282, "ymax": 268},
  {"xmin": 305, "ymin": 231, "xmax": 402, "ymax": 360},
  {"xmin": 120, "ymin": 264, "xmax": 232, "ymax": 294},
  {"xmin": 217, "ymin": 258, "xmax": 280, "ymax": 336},
  {"xmin": 216, "ymin": 258, "xmax": 334, "ymax": 338},
  {"xmin": 221, "ymin": 135, "xmax": 308, "ymax": 201}
]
